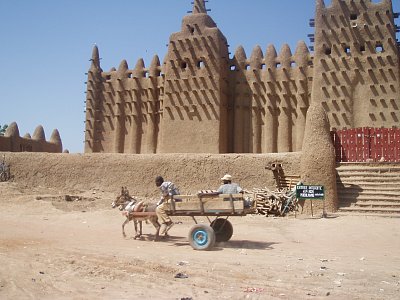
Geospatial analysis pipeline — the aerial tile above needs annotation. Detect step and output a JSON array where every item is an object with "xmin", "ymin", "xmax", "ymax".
[
  {"xmin": 336, "ymin": 177, "xmax": 400, "ymax": 184},
  {"xmin": 340, "ymin": 204, "xmax": 400, "ymax": 210},
  {"xmin": 337, "ymin": 172, "xmax": 400, "ymax": 178},
  {"xmin": 339, "ymin": 199, "xmax": 400, "ymax": 206},
  {"xmin": 338, "ymin": 206, "xmax": 400, "ymax": 214},
  {"xmin": 337, "ymin": 187, "xmax": 400, "ymax": 194},
  {"xmin": 336, "ymin": 167, "xmax": 400, "ymax": 173},
  {"xmin": 337, "ymin": 182, "xmax": 400, "ymax": 190},
  {"xmin": 338, "ymin": 191, "xmax": 400, "ymax": 198},
  {"xmin": 352, "ymin": 201, "xmax": 400, "ymax": 208},
  {"xmin": 337, "ymin": 163, "xmax": 400, "ymax": 170},
  {"xmin": 338, "ymin": 190, "xmax": 400, "ymax": 198},
  {"xmin": 334, "ymin": 211, "xmax": 400, "ymax": 218},
  {"xmin": 354, "ymin": 203, "xmax": 400, "ymax": 212},
  {"xmin": 338, "ymin": 190, "xmax": 400, "ymax": 197},
  {"xmin": 340, "ymin": 200, "xmax": 400, "ymax": 207}
]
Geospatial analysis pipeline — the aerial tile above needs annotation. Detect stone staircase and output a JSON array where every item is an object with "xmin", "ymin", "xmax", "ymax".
[{"xmin": 336, "ymin": 163, "xmax": 400, "ymax": 217}]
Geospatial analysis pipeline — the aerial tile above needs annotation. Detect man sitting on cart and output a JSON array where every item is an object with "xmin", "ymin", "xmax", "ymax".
[
  {"xmin": 217, "ymin": 174, "xmax": 254, "ymax": 209},
  {"xmin": 217, "ymin": 174, "xmax": 243, "ymax": 194},
  {"xmin": 155, "ymin": 176, "xmax": 180, "ymax": 235}
]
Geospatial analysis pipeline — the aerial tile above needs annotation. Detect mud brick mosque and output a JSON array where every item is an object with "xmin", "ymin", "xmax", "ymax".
[{"xmin": 84, "ymin": 0, "xmax": 400, "ymax": 155}]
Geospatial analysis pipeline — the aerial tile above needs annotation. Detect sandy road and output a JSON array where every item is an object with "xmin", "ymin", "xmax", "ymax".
[{"xmin": 0, "ymin": 182, "xmax": 399, "ymax": 299}]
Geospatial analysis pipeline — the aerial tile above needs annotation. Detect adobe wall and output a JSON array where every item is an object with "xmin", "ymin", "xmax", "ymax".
[
  {"xmin": 0, "ymin": 122, "xmax": 62, "ymax": 153},
  {"xmin": 84, "ymin": 47, "xmax": 163, "ymax": 154},
  {"xmin": 312, "ymin": 0, "xmax": 400, "ymax": 128},
  {"xmin": 228, "ymin": 42, "xmax": 313, "ymax": 154},
  {"xmin": 2, "ymin": 152, "xmax": 301, "ymax": 199}
]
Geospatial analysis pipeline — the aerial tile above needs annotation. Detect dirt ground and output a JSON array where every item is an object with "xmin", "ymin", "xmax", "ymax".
[{"xmin": 0, "ymin": 181, "xmax": 399, "ymax": 300}]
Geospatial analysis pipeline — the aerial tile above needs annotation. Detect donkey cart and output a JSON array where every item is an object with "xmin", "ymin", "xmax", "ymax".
[
  {"xmin": 121, "ymin": 192, "xmax": 255, "ymax": 250},
  {"xmin": 125, "ymin": 193, "xmax": 254, "ymax": 250},
  {"xmin": 165, "ymin": 193, "xmax": 255, "ymax": 250}
]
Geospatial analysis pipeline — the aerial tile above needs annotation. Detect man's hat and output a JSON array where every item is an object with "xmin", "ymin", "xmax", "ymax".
[{"xmin": 221, "ymin": 174, "xmax": 232, "ymax": 181}]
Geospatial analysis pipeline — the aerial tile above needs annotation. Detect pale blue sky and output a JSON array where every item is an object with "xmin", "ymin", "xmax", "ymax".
[{"xmin": 0, "ymin": 0, "xmax": 399, "ymax": 153}]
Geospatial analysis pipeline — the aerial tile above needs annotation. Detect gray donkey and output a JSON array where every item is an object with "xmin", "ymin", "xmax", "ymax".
[{"xmin": 112, "ymin": 187, "xmax": 160, "ymax": 240}]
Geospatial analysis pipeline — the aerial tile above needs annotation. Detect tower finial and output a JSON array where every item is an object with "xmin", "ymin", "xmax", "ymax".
[
  {"xmin": 90, "ymin": 44, "xmax": 101, "ymax": 69},
  {"xmin": 316, "ymin": 0, "xmax": 325, "ymax": 9},
  {"xmin": 192, "ymin": 0, "xmax": 207, "ymax": 14}
]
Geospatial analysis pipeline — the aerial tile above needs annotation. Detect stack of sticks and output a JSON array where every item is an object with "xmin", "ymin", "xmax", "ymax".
[{"xmin": 250, "ymin": 187, "xmax": 298, "ymax": 216}]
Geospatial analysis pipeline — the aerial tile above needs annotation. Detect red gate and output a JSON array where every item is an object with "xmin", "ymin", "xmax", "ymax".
[{"xmin": 331, "ymin": 128, "xmax": 400, "ymax": 162}]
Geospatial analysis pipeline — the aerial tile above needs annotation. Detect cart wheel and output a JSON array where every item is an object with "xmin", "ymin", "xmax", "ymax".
[
  {"xmin": 211, "ymin": 219, "xmax": 233, "ymax": 242},
  {"xmin": 188, "ymin": 224, "xmax": 216, "ymax": 251}
]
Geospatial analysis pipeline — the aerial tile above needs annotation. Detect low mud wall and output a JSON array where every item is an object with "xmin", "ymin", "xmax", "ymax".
[{"xmin": 2, "ymin": 152, "xmax": 301, "ymax": 198}]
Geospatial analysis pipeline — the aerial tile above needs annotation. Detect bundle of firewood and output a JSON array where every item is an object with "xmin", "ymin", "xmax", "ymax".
[{"xmin": 250, "ymin": 187, "xmax": 298, "ymax": 216}]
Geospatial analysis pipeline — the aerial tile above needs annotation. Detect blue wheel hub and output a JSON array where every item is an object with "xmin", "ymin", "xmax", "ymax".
[{"xmin": 193, "ymin": 230, "xmax": 208, "ymax": 246}]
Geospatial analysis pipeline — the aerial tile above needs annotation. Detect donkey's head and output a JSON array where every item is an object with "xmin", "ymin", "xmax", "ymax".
[{"xmin": 112, "ymin": 186, "xmax": 136, "ymax": 209}]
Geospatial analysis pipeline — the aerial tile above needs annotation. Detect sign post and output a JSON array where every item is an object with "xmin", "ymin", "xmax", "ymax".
[{"xmin": 296, "ymin": 185, "xmax": 326, "ymax": 217}]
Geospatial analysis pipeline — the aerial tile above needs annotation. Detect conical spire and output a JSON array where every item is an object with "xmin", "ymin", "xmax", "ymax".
[
  {"xmin": 50, "ymin": 129, "xmax": 62, "ymax": 146},
  {"xmin": 250, "ymin": 45, "xmax": 263, "ymax": 68},
  {"xmin": 294, "ymin": 40, "xmax": 310, "ymax": 67},
  {"xmin": 330, "ymin": 0, "xmax": 340, "ymax": 7},
  {"xmin": 149, "ymin": 55, "xmax": 161, "ymax": 77},
  {"xmin": 132, "ymin": 58, "xmax": 145, "ymax": 78},
  {"xmin": 32, "ymin": 125, "xmax": 46, "ymax": 141},
  {"xmin": 4, "ymin": 122, "xmax": 19, "ymax": 138},
  {"xmin": 192, "ymin": 0, "xmax": 207, "ymax": 14},
  {"xmin": 50, "ymin": 129, "xmax": 63, "ymax": 153},
  {"xmin": 233, "ymin": 45, "xmax": 247, "ymax": 69},
  {"xmin": 295, "ymin": 40, "xmax": 309, "ymax": 56},
  {"xmin": 90, "ymin": 45, "xmax": 101, "ymax": 70},
  {"xmin": 316, "ymin": 0, "xmax": 325, "ymax": 10},
  {"xmin": 135, "ymin": 58, "xmax": 145, "ymax": 70},
  {"xmin": 279, "ymin": 44, "xmax": 292, "ymax": 70},
  {"xmin": 117, "ymin": 60, "xmax": 128, "ymax": 78},
  {"xmin": 279, "ymin": 44, "xmax": 292, "ymax": 60},
  {"xmin": 265, "ymin": 44, "xmax": 278, "ymax": 68}
]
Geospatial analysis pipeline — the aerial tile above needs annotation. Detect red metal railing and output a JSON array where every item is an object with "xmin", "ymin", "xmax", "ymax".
[{"xmin": 331, "ymin": 128, "xmax": 400, "ymax": 162}]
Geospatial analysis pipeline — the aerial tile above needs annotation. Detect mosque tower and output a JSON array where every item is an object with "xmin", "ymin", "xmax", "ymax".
[
  {"xmin": 311, "ymin": 0, "xmax": 400, "ymax": 128},
  {"xmin": 159, "ymin": 0, "xmax": 230, "ymax": 153}
]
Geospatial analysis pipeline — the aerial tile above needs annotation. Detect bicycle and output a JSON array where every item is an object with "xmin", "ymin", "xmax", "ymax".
[{"xmin": 0, "ymin": 154, "xmax": 10, "ymax": 182}]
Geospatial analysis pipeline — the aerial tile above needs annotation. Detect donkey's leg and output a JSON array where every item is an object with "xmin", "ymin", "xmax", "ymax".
[
  {"xmin": 133, "ymin": 219, "xmax": 140, "ymax": 239},
  {"xmin": 139, "ymin": 221, "xmax": 143, "ymax": 237},
  {"xmin": 122, "ymin": 218, "xmax": 130, "ymax": 238}
]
